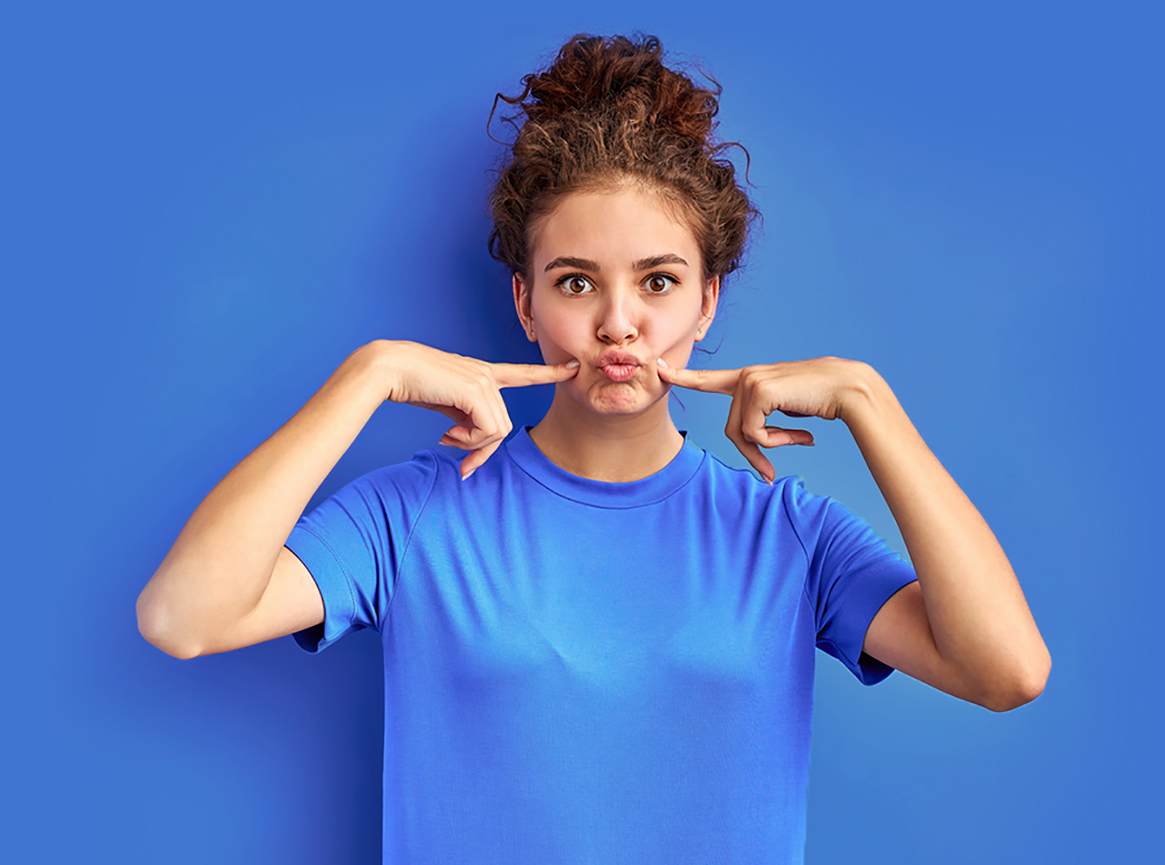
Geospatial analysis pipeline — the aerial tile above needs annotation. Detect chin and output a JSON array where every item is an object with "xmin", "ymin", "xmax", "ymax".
[{"xmin": 578, "ymin": 379, "xmax": 660, "ymax": 415}]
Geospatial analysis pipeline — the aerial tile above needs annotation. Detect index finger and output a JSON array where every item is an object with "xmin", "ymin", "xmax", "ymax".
[
  {"xmin": 489, "ymin": 360, "xmax": 581, "ymax": 389},
  {"xmin": 657, "ymin": 364, "xmax": 741, "ymax": 395}
]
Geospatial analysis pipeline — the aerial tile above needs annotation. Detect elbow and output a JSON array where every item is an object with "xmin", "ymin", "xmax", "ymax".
[
  {"xmin": 986, "ymin": 651, "xmax": 1052, "ymax": 713},
  {"xmin": 136, "ymin": 589, "xmax": 202, "ymax": 660},
  {"xmin": 145, "ymin": 635, "xmax": 202, "ymax": 661}
]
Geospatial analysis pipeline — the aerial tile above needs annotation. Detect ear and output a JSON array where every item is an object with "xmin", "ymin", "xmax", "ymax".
[
  {"xmin": 695, "ymin": 274, "xmax": 720, "ymax": 342},
  {"xmin": 512, "ymin": 273, "xmax": 536, "ymax": 342}
]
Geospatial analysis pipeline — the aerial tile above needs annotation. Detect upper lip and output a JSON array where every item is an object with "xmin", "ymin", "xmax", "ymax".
[{"xmin": 595, "ymin": 349, "xmax": 643, "ymax": 368}]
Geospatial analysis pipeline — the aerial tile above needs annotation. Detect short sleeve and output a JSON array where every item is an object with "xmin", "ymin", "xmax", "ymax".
[
  {"xmin": 284, "ymin": 450, "xmax": 438, "ymax": 654},
  {"xmin": 781, "ymin": 477, "xmax": 919, "ymax": 685}
]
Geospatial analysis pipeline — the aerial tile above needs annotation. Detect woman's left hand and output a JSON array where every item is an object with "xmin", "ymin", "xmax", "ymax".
[{"xmin": 656, "ymin": 355, "xmax": 867, "ymax": 484}]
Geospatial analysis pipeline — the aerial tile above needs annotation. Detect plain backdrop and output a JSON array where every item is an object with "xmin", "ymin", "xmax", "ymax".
[{"xmin": 3, "ymin": 1, "xmax": 1161, "ymax": 862}]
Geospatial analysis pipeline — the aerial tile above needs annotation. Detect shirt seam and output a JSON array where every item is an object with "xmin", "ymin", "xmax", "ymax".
[
  {"xmin": 380, "ymin": 450, "xmax": 440, "ymax": 631},
  {"xmin": 503, "ymin": 445, "xmax": 709, "ymax": 510},
  {"xmin": 776, "ymin": 478, "xmax": 815, "ymax": 616}
]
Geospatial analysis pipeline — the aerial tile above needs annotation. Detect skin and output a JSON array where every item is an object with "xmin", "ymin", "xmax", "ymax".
[{"xmin": 512, "ymin": 183, "xmax": 720, "ymax": 482}]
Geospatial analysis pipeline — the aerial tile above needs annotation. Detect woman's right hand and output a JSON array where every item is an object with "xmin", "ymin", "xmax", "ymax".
[{"xmin": 372, "ymin": 340, "xmax": 579, "ymax": 479}]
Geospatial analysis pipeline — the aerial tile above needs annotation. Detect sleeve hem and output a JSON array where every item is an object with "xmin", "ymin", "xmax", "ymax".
[
  {"xmin": 283, "ymin": 527, "xmax": 360, "ymax": 654},
  {"xmin": 821, "ymin": 559, "xmax": 919, "ymax": 685}
]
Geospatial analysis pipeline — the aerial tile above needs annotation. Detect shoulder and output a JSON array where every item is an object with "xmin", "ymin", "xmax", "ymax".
[
  {"xmin": 679, "ymin": 448, "xmax": 805, "ymax": 526},
  {"xmin": 333, "ymin": 447, "xmax": 447, "ymax": 508},
  {"xmin": 693, "ymin": 455, "xmax": 849, "ymax": 548},
  {"xmin": 379, "ymin": 443, "xmax": 522, "ymax": 503},
  {"xmin": 696, "ymin": 448, "xmax": 804, "ymax": 504}
]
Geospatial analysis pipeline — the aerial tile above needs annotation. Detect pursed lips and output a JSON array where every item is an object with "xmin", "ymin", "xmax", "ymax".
[{"xmin": 595, "ymin": 350, "xmax": 643, "ymax": 383}]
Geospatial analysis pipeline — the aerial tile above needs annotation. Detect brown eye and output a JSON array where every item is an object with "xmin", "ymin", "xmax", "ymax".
[
  {"xmin": 557, "ymin": 275, "xmax": 594, "ymax": 294},
  {"xmin": 646, "ymin": 274, "xmax": 677, "ymax": 293}
]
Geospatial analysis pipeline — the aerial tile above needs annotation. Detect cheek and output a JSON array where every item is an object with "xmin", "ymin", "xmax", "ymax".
[
  {"xmin": 531, "ymin": 313, "xmax": 583, "ymax": 364},
  {"xmin": 532, "ymin": 299, "xmax": 583, "ymax": 341},
  {"xmin": 657, "ymin": 305, "xmax": 703, "ymax": 343},
  {"xmin": 653, "ymin": 308, "xmax": 704, "ymax": 363}
]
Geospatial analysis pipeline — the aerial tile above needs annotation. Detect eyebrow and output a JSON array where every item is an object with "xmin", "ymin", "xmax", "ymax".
[{"xmin": 543, "ymin": 253, "xmax": 689, "ymax": 273}]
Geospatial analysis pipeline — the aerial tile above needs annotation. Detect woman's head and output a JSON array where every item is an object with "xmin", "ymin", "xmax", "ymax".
[
  {"xmin": 513, "ymin": 183, "xmax": 716, "ymax": 417},
  {"xmin": 487, "ymin": 33, "xmax": 758, "ymax": 286},
  {"xmin": 488, "ymin": 34, "xmax": 759, "ymax": 422}
]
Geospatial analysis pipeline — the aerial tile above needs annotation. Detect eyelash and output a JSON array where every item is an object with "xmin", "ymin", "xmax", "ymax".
[{"xmin": 554, "ymin": 272, "xmax": 680, "ymax": 295}]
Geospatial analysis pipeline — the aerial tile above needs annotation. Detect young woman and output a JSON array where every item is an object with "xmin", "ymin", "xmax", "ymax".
[{"xmin": 137, "ymin": 33, "xmax": 1050, "ymax": 863}]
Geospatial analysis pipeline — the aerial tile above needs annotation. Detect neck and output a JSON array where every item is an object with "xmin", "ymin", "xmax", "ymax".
[{"xmin": 527, "ymin": 388, "xmax": 685, "ymax": 482}]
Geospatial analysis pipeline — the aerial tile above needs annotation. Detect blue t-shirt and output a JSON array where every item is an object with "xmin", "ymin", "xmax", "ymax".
[{"xmin": 285, "ymin": 426, "xmax": 918, "ymax": 864}]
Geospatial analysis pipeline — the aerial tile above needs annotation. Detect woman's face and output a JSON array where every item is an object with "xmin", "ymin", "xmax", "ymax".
[{"xmin": 513, "ymin": 185, "xmax": 719, "ymax": 418}]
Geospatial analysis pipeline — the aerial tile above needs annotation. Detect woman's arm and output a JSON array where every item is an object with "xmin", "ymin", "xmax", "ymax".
[
  {"xmin": 841, "ymin": 363, "xmax": 1051, "ymax": 712},
  {"xmin": 657, "ymin": 356, "xmax": 1051, "ymax": 711},
  {"xmin": 137, "ymin": 341, "xmax": 394, "ymax": 659},
  {"xmin": 136, "ymin": 340, "xmax": 579, "ymax": 659}
]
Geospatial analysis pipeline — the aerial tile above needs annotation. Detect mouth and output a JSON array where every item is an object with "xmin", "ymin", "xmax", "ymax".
[
  {"xmin": 600, "ymin": 364, "xmax": 637, "ymax": 382},
  {"xmin": 595, "ymin": 350, "xmax": 643, "ymax": 383}
]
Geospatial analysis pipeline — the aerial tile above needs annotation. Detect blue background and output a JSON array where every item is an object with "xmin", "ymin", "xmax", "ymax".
[{"xmin": 4, "ymin": 1, "xmax": 1160, "ymax": 862}]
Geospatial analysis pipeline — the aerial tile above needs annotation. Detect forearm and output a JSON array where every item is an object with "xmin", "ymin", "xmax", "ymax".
[
  {"xmin": 137, "ymin": 340, "xmax": 394, "ymax": 654},
  {"xmin": 840, "ymin": 363, "xmax": 1051, "ymax": 707}
]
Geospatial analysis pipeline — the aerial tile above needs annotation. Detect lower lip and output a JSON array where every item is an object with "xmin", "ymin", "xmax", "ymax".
[{"xmin": 601, "ymin": 364, "xmax": 638, "ymax": 382}]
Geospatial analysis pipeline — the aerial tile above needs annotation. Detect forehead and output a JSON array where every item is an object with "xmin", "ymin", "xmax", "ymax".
[{"xmin": 531, "ymin": 187, "xmax": 700, "ymax": 269}]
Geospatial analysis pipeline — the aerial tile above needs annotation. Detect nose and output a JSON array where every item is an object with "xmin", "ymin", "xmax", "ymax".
[{"xmin": 596, "ymin": 286, "xmax": 639, "ymax": 344}]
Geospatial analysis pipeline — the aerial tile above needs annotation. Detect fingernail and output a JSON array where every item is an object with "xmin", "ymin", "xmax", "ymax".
[
  {"xmin": 461, "ymin": 467, "xmax": 476, "ymax": 481},
  {"xmin": 656, "ymin": 357, "xmax": 669, "ymax": 369},
  {"xmin": 566, "ymin": 359, "xmax": 580, "ymax": 369}
]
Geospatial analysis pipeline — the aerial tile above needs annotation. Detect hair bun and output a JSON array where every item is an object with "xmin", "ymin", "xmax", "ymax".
[{"xmin": 501, "ymin": 33, "xmax": 720, "ymax": 151}]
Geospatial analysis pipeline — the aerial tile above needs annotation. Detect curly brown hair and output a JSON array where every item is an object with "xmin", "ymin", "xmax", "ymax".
[{"xmin": 487, "ymin": 33, "xmax": 759, "ymax": 286}]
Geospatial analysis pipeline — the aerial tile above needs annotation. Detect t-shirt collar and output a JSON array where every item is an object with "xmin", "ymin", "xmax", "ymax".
[{"xmin": 502, "ymin": 425, "xmax": 705, "ymax": 509}]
